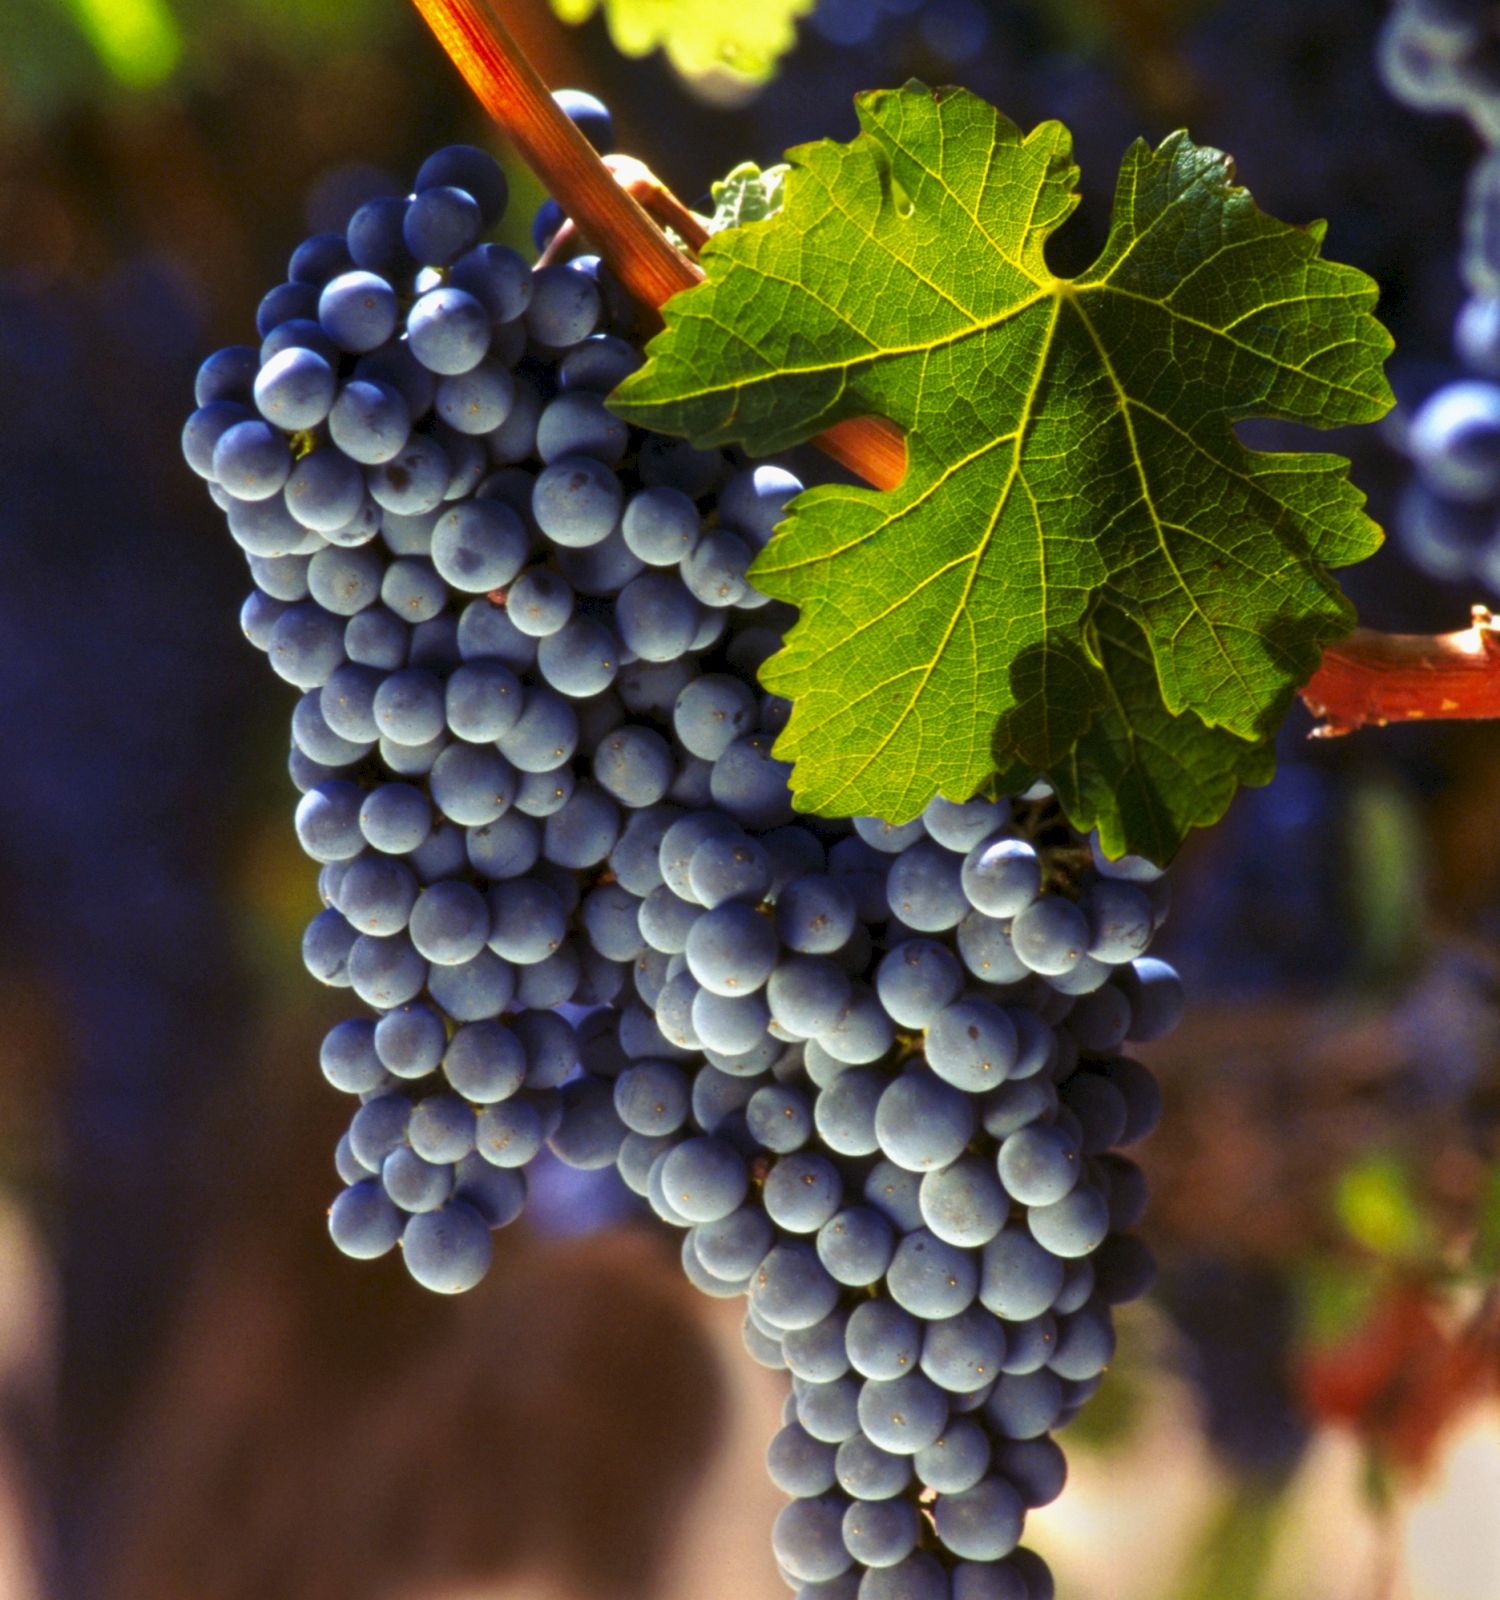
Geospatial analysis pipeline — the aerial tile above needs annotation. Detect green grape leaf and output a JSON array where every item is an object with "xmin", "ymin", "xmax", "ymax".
[
  {"xmin": 612, "ymin": 83, "xmax": 1393, "ymax": 859},
  {"xmin": 549, "ymin": 0, "xmax": 813, "ymax": 85},
  {"xmin": 1048, "ymin": 607, "xmax": 1278, "ymax": 864}
]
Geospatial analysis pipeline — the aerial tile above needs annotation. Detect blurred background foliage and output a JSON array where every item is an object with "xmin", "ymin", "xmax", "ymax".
[{"xmin": 0, "ymin": 0, "xmax": 1497, "ymax": 1597}]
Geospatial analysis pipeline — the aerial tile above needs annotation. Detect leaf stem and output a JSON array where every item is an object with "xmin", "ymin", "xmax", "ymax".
[
  {"xmin": 1299, "ymin": 606, "xmax": 1500, "ymax": 735},
  {"xmin": 407, "ymin": 0, "xmax": 907, "ymax": 489}
]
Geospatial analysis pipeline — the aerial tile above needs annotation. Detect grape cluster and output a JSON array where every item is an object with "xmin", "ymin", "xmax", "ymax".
[
  {"xmin": 185, "ymin": 98, "xmax": 1184, "ymax": 1599},
  {"xmin": 1378, "ymin": 0, "xmax": 1500, "ymax": 585}
]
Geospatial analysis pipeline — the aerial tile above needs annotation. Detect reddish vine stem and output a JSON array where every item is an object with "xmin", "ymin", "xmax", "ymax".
[
  {"xmin": 412, "ymin": 0, "xmax": 1500, "ymax": 734},
  {"xmin": 1299, "ymin": 607, "xmax": 1500, "ymax": 735},
  {"xmin": 407, "ymin": 0, "xmax": 907, "ymax": 489}
]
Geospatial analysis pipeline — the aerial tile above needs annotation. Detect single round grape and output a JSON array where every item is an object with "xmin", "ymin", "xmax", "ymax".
[
  {"xmin": 772, "ymin": 1495, "xmax": 853, "ymax": 1585},
  {"xmin": 345, "ymin": 195, "xmax": 416, "ymax": 278},
  {"xmin": 887, "ymin": 1228, "xmax": 978, "ymax": 1319},
  {"xmin": 373, "ymin": 1001, "xmax": 447, "ymax": 1078},
  {"xmin": 404, "ymin": 1094, "xmax": 476, "ymax": 1166},
  {"xmin": 816, "ymin": 1207, "xmax": 894, "ymax": 1287},
  {"xmin": 932, "ymin": 1476, "xmax": 1025, "ymax": 1561},
  {"xmin": 471, "ymin": 1097, "xmax": 543, "ymax": 1171},
  {"xmin": 1119, "ymin": 957, "xmax": 1184, "ymax": 1042},
  {"xmin": 304, "ymin": 907, "xmax": 357, "ymax": 986},
  {"xmin": 747, "ymin": 1083, "xmax": 812, "ymax": 1153},
  {"xmin": 750, "ymin": 1242, "xmax": 841, "ymax": 1332},
  {"xmin": 1027, "ymin": 1183, "xmax": 1110, "ymax": 1259},
  {"xmin": 340, "ymin": 853, "xmax": 419, "ymax": 935},
  {"xmin": 977, "ymin": 1227, "xmax": 1065, "ymax": 1323},
  {"xmin": 443, "ymin": 1020, "xmax": 526, "ymax": 1103},
  {"xmin": 691, "ymin": 987, "xmax": 771, "ymax": 1055},
  {"xmin": 212, "ymin": 419, "xmax": 292, "ymax": 501},
  {"xmin": 920, "ymin": 1157, "xmax": 1009, "ymax": 1248},
  {"xmin": 885, "ymin": 837, "xmax": 968, "ymax": 931},
  {"xmin": 914, "ymin": 1417, "xmax": 991, "ymax": 1494},
  {"xmin": 404, "ymin": 183, "xmax": 483, "ymax": 266},
  {"xmin": 592, "ymin": 725, "xmax": 675, "ymax": 810},
  {"xmin": 687, "ymin": 830, "xmax": 772, "ymax": 908},
  {"xmin": 506, "ymin": 570, "xmax": 576, "ymax": 639},
  {"xmin": 764, "ymin": 1153, "xmax": 843, "ymax": 1234},
  {"xmin": 542, "ymin": 781, "xmax": 619, "ymax": 869},
  {"xmin": 875, "ymin": 1073, "xmax": 974, "ymax": 1172},
  {"xmin": 694, "ymin": 1206, "xmax": 774, "ymax": 1283},
  {"xmin": 329, "ymin": 1180, "xmax": 403, "ymax": 1259},
  {"xmin": 286, "ymin": 448, "xmax": 368, "ymax": 534},
  {"xmin": 920, "ymin": 1305, "xmax": 1008, "ymax": 1393},
  {"xmin": 401, "ymin": 1201, "xmax": 492, "ymax": 1293},
  {"xmin": 795, "ymin": 1374, "xmax": 862, "ymax": 1443},
  {"xmin": 857, "ymin": 1372, "xmax": 949, "ymax": 1456},
  {"xmin": 776, "ymin": 875, "xmax": 857, "ymax": 955},
  {"xmin": 685, "ymin": 901, "xmax": 779, "ymax": 996},
  {"xmin": 996, "ymin": 1124, "xmax": 1081, "ymax": 1208},
  {"xmin": 782, "ymin": 1311, "xmax": 851, "ymax": 1384},
  {"xmin": 1048, "ymin": 1300, "xmax": 1116, "ymax": 1381},
  {"xmin": 536, "ymin": 389, "xmax": 628, "ymax": 466},
  {"xmin": 767, "ymin": 956, "xmax": 852, "ymax": 1039},
  {"xmin": 875, "ymin": 938, "xmax": 964, "ymax": 1029},
  {"xmin": 962, "ymin": 836, "xmax": 1041, "ymax": 917},
  {"xmin": 658, "ymin": 1136, "xmax": 748, "ymax": 1223},
  {"xmin": 926, "ymin": 997, "xmax": 1020, "ymax": 1091},
  {"xmin": 318, "ymin": 270, "xmax": 399, "ymax": 353},
  {"xmin": 842, "ymin": 1496, "xmax": 919, "ymax": 1568},
  {"xmin": 613, "ymin": 1059, "xmax": 690, "ymax": 1136},
  {"xmin": 621, "ymin": 484, "xmax": 699, "ymax": 565},
  {"xmin": 294, "ymin": 780, "xmax": 364, "ymax": 863},
  {"xmin": 348, "ymin": 1092, "xmax": 411, "ymax": 1170},
  {"xmin": 834, "ymin": 1434, "xmax": 911, "ymax": 1503},
  {"xmin": 383, "ymin": 1146, "xmax": 455, "ymax": 1213},
  {"xmin": 531, "ymin": 454, "xmax": 624, "ymax": 548},
  {"xmin": 430, "ymin": 501, "xmax": 528, "ymax": 596},
  {"xmin": 407, "ymin": 286, "xmax": 490, "ymax": 375},
  {"xmin": 320, "ymin": 1017, "xmax": 386, "ymax": 1094},
  {"xmin": 537, "ymin": 615, "xmax": 618, "ymax": 698},
  {"xmin": 377, "ymin": 556, "xmax": 447, "ymax": 630},
  {"xmin": 846, "ymin": 1299, "xmax": 922, "ymax": 1381},
  {"xmin": 526, "ymin": 262, "xmax": 601, "ymax": 347},
  {"xmin": 253, "ymin": 344, "xmax": 336, "ymax": 429},
  {"xmin": 812, "ymin": 985, "xmax": 895, "ymax": 1062},
  {"xmin": 813, "ymin": 1069, "xmax": 883, "ymax": 1158},
  {"xmin": 374, "ymin": 667, "xmax": 445, "ymax": 747},
  {"xmin": 1011, "ymin": 896, "xmax": 1090, "ymax": 977},
  {"xmin": 328, "ymin": 378, "xmax": 410, "ymax": 465},
  {"xmin": 767, "ymin": 1424, "xmax": 840, "ymax": 1497},
  {"xmin": 425, "ymin": 947, "xmax": 515, "ymax": 1022},
  {"xmin": 548, "ymin": 1076, "xmax": 626, "ymax": 1171},
  {"xmin": 406, "ymin": 879, "xmax": 490, "ymax": 966}
]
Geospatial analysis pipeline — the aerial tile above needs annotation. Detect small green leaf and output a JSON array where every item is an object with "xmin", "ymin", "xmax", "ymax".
[
  {"xmin": 614, "ymin": 83, "xmax": 1393, "ymax": 858},
  {"xmin": 549, "ymin": 0, "xmax": 813, "ymax": 85}
]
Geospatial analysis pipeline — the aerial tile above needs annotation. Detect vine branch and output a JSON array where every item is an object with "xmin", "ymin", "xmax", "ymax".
[
  {"xmin": 1300, "ymin": 606, "xmax": 1500, "ymax": 735},
  {"xmin": 407, "ymin": 0, "xmax": 906, "ymax": 489},
  {"xmin": 412, "ymin": 0, "xmax": 1500, "ymax": 736}
]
